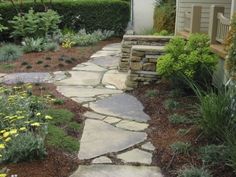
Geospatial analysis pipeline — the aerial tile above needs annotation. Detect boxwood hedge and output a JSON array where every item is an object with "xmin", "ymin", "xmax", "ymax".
[{"xmin": 0, "ymin": 0, "xmax": 130, "ymax": 37}]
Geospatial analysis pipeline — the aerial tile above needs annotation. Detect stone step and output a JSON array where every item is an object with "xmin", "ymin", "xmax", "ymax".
[{"xmin": 70, "ymin": 165, "xmax": 163, "ymax": 177}]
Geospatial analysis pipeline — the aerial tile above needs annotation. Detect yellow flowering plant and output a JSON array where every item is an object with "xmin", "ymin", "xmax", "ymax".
[{"xmin": 0, "ymin": 85, "xmax": 53, "ymax": 163}]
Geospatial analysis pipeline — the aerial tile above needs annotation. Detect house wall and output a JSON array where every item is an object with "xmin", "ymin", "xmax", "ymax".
[
  {"xmin": 175, "ymin": 0, "xmax": 232, "ymax": 34},
  {"xmin": 133, "ymin": 0, "xmax": 156, "ymax": 34}
]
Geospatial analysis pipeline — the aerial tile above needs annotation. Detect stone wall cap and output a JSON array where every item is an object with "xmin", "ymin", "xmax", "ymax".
[
  {"xmin": 132, "ymin": 45, "xmax": 165, "ymax": 52},
  {"xmin": 123, "ymin": 35, "xmax": 173, "ymax": 41}
]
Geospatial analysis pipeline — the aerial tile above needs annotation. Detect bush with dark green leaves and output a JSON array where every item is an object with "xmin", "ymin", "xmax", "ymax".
[
  {"xmin": 0, "ymin": 0, "xmax": 130, "ymax": 39},
  {"xmin": 9, "ymin": 9, "xmax": 61, "ymax": 39}
]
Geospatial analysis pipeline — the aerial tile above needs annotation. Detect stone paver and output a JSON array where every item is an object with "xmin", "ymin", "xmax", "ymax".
[
  {"xmin": 72, "ymin": 62, "xmax": 107, "ymax": 72},
  {"xmin": 102, "ymin": 43, "xmax": 121, "ymax": 51},
  {"xmin": 83, "ymin": 111, "xmax": 105, "ymax": 120},
  {"xmin": 117, "ymin": 149, "xmax": 152, "ymax": 164},
  {"xmin": 103, "ymin": 117, "xmax": 121, "ymax": 124},
  {"xmin": 116, "ymin": 120, "xmax": 148, "ymax": 131},
  {"xmin": 92, "ymin": 156, "xmax": 112, "ymax": 164},
  {"xmin": 91, "ymin": 51, "xmax": 120, "ymax": 58},
  {"xmin": 102, "ymin": 70, "xmax": 127, "ymax": 90},
  {"xmin": 70, "ymin": 165, "xmax": 163, "ymax": 177},
  {"xmin": 90, "ymin": 93, "xmax": 150, "ymax": 122},
  {"xmin": 90, "ymin": 56, "xmax": 120, "ymax": 69},
  {"xmin": 141, "ymin": 142, "xmax": 156, "ymax": 151},
  {"xmin": 78, "ymin": 119, "xmax": 147, "ymax": 160},
  {"xmin": 53, "ymin": 71, "xmax": 69, "ymax": 81},
  {"xmin": 71, "ymin": 97, "xmax": 96, "ymax": 104},
  {"xmin": 56, "ymin": 86, "xmax": 122, "ymax": 98},
  {"xmin": 58, "ymin": 71, "xmax": 102, "ymax": 86},
  {"xmin": 2, "ymin": 72, "xmax": 52, "ymax": 84}
]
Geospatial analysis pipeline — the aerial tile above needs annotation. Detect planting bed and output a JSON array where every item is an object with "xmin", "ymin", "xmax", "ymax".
[
  {"xmin": 130, "ymin": 81, "xmax": 235, "ymax": 177},
  {"xmin": 0, "ymin": 38, "xmax": 120, "ymax": 73},
  {"xmin": 0, "ymin": 84, "xmax": 88, "ymax": 177}
]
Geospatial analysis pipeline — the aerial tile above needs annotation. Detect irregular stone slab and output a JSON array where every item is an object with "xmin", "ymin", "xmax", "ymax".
[
  {"xmin": 57, "ymin": 86, "xmax": 122, "ymax": 98},
  {"xmin": 141, "ymin": 142, "xmax": 155, "ymax": 151},
  {"xmin": 91, "ymin": 51, "xmax": 120, "ymax": 58},
  {"xmin": 53, "ymin": 71, "xmax": 69, "ymax": 81},
  {"xmin": 103, "ymin": 117, "xmax": 121, "ymax": 124},
  {"xmin": 90, "ymin": 93, "xmax": 150, "ymax": 122},
  {"xmin": 102, "ymin": 70, "xmax": 127, "ymax": 90},
  {"xmin": 2, "ymin": 73, "xmax": 52, "ymax": 84},
  {"xmin": 92, "ymin": 156, "xmax": 112, "ymax": 164},
  {"xmin": 90, "ymin": 56, "xmax": 120, "ymax": 68},
  {"xmin": 84, "ymin": 111, "xmax": 105, "ymax": 120},
  {"xmin": 117, "ymin": 149, "xmax": 152, "ymax": 164},
  {"xmin": 72, "ymin": 62, "xmax": 107, "ymax": 72},
  {"xmin": 78, "ymin": 119, "xmax": 147, "ymax": 160},
  {"xmin": 70, "ymin": 165, "xmax": 163, "ymax": 177},
  {"xmin": 102, "ymin": 43, "xmax": 121, "ymax": 51},
  {"xmin": 57, "ymin": 71, "xmax": 102, "ymax": 86},
  {"xmin": 116, "ymin": 120, "xmax": 148, "ymax": 131},
  {"xmin": 71, "ymin": 97, "xmax": 96, "ymax": 104}
]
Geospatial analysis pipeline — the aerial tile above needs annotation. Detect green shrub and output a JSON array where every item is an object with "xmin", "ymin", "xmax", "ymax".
[
  {"xmin": 153, "ymin": 1, "xmax": 176, "ymax": 33},
  {"xmin": 1, "ymin": 132, "xmax": 46, "ymax": 163},
  {"xmin": 46, "ymin": 108, "xmax": 74, "ymax": 126},
  {"xmin": 61, "ymin": 29, "xmax": 114, "ymax": 47},
  {"xmin": 0, "ymin": 15, "xmax": 7, "ymax": 32},
  {"xmin": 178, "ymin": 166, "xmax": 212, "ymax": 177},
  {"xmin": 156, "ymin": 34, "xmax": 218, "ymax": 89},
  {"xmin": 47, "ymin": 124, "xmax": 80, "ymax": 153},
  {"xmin": 53, "ymin": 98, "xmax": 65, "ymax": 105},
  {"xmin": 154, "ymin": 30, "xmax": 171, "ymax": 36},
  {"xmin": 225, "ymin": 13, "xmax": 236, "ymax": 79},
  {"xmin": 0, "ymin": 0, "xmax": 130, "ymax": 38},
  {"xmin": 67, "ymin": 122, "xmax": 81, "ymax": 132},
  {"xmin": 0, "ymin": 44, "xmax": 23, "ymax": 62},
  {"xmin": 145, "ymin": 89, "xmax": 159, "ymax": 98},
  {"xmin": 22, "ymin": 37, "xmax": 58, "ymax": 53},
  {"xmin": 44, "ymin": 42, "xmax": 58, "ymax": 51},
  {"xmin": 9, "ymin": 9, "xmax": 61, "ymax": 39},
  {"xmin": 199, "ymin": 144, "xmax": 226, "ymax": 165},
  {"xmin": 164, "ymin": 99, "xmax": 179, "ymax": 111},
  {"xmin": 22, "ymin": 37, "xmax": 45, "ymax": 53},
  {"xmin": 168, "ymin": 114, "xmax": 192, "ymax": 125},
  {"xmin": 170, "ymin": 141, "xmax": 191, "ymax": 155}
]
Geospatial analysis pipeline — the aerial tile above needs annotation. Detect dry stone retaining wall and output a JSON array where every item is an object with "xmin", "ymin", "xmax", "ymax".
[
  {"xmin": 119, "ymin": 35, "xmax": 172, "ymax": 72},
  {"xmin": 125, "ymin": 45, "xmax": 165, "ymax": 88}
]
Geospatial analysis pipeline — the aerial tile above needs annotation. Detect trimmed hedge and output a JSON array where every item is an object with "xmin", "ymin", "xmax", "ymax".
[{"xmin": 0, "ymin": 0, "xmax": 130, "ymax": 37}]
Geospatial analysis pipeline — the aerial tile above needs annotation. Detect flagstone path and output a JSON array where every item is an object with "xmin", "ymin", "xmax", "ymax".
[{"xmin": 0, "ymin": 43, "xmax": 163, "ymax": 177}]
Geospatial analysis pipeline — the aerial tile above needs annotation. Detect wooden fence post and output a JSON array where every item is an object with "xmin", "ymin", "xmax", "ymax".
[
  {"xmin": 209, "ymin": 5, "xmax": 225, "ymax": 44},
  {"xmin": 190, "ymin": 5, "xmax": 202, "ymax": 33}
]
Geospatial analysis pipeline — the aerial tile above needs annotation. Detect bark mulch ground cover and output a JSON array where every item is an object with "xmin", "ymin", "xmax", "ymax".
[
  {"xmin": 130, "ymin": 81, "xmax": 235, "ymax": 177},
  {"xmin": 0, "ymin": 38, "xmax": 121, "ymax": 73}
]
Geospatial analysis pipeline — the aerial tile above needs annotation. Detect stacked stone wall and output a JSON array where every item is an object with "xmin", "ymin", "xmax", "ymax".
[
  {"xmin": 119, "ymin": 35, "xmax": 172, "ymax": 72},
  {"xmin": 125, "ymin": 45, "xmax": 165, "ymax": 88}
]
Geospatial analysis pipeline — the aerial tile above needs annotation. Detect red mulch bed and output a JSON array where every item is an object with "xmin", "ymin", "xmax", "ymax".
[
  {"xmin": 0, "ymin": 38, "xmax": 121, "ymax": 73},
  {"xmin": 1, "ymin": 84, "xmax": 89, "ymax": 177},
  {"xmin": 129, "ymin": 81, "xmax": 235, "ymax": 177}
]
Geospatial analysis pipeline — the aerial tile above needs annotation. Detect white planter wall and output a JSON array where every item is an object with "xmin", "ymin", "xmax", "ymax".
[{"xmin": 133, "ymin": 0, "xmax": 156, "ymax": 34}]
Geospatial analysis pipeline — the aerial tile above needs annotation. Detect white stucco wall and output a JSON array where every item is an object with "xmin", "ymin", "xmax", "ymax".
[{"xmin": 133, "ymin": 0, "xmax": 156, "ymax": 34}]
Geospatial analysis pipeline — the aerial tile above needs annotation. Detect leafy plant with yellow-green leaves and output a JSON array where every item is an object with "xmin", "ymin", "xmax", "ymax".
[{"xmin": 156, "ymin": 34, "xmax": 218, "ymax": 89}]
